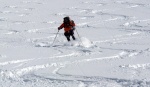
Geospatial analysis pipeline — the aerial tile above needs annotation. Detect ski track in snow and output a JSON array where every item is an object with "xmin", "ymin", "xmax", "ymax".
[
  {"xmin": 0, "ymin": 48, "xmax": 149, "ymax": 86},
  {"xmin": 1, "ymin": 0, "xmax": 150, "ymax": 86}
]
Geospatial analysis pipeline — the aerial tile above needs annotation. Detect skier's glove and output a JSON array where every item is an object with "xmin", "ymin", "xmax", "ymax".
[{"xmin": 58, "ymin": 27, "xmax": 61, "ymax": 30}]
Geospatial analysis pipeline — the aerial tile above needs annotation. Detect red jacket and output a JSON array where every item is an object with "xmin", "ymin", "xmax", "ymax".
[{"xmin": 58, "ymin": 20, "xmax": 75, "ymax": 32}]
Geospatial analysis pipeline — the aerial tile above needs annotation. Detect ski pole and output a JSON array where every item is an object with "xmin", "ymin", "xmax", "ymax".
[
  {"xmin": 75, "ymin": 29, "xmax": 83, "ymax": 46},
  {"xmin": 51, "ymin": 30, "xmax": 59, "ymax": 46}
]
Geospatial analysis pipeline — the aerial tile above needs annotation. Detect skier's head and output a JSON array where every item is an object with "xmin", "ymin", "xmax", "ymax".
[{"xmin": 63, "ymin": 16, "xmax": 70, "ymax": 23}]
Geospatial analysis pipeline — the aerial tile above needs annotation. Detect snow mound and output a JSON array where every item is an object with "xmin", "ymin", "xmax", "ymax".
[
  {"xmin": 35, "ymin": 42, "xmax": 51, "ymax": 47},
  {"xmin": 63, "ymin": 37, "xmax": 94, "ymax": 48},
  {"xmin": 80, "ymin": 37, "xmax": 93, "ymax": 48}
]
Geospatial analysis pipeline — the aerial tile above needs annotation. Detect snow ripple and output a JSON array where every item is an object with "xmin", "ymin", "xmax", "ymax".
[
  {"xmin": 0, "ymin": 59, "xmax": 33, "ymax": 66},
  {"xmin": 121, "ymin": 63, "xmax": 150, "ymax": 69}
]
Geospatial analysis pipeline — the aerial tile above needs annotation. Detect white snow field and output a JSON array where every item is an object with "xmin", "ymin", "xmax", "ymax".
[{"xmin": 1, "ymin": 0, "xmax": 150, "ymax": 87}]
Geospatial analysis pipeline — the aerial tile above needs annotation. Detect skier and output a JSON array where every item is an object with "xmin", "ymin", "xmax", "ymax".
[{"xmin": 58, "ymin": 16, "xmax": 76, "ymax": 41}]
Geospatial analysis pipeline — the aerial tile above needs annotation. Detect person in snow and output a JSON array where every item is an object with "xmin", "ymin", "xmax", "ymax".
[{"xmin": 58, "ymin": 16, "xmax": 76, "ymax": 41}]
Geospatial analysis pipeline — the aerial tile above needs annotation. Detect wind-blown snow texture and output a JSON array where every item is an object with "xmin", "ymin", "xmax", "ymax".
[{"xmin": 0, "ymin": 0, "xmax": 150, "ymax": 87}]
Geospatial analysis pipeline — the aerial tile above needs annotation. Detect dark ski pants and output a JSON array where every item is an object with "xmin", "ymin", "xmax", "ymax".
[{"xmin": 64, "ymin": 30, "xmax": 76, "ymax": 41}]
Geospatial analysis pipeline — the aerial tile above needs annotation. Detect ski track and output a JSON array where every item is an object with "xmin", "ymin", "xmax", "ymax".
[
  {"xmin": 1, "ymin": 0, "xmax": 150, "ymax": 86},
  {"xmin": 0, "ymin": 48, "xmax": 148, "ymax": 86},
  {"xmin": 0, "ymin": 59, "xmax": 33, "ymax": 66},
  {"xmin": 120, "ymin": 63, "xmax": 150, "ymax": 69}
]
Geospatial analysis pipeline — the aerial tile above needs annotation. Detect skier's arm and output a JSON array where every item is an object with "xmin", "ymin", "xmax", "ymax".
[
  {"xmin": 72, "ymin": 26, "xmax": 75, "ymax": 30},
  {"xmin": 72, "ymin": 21, "xmax": 76, "ymax": 30},
  {"xmin": 58, "ymin": 23, "xmax": 64, "ymax": 30}
]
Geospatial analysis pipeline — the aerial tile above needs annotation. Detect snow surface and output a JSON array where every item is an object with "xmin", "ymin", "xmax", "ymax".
[{"xmin": 0, "ymin": 0, "xmax": 150, "ymax": 87}]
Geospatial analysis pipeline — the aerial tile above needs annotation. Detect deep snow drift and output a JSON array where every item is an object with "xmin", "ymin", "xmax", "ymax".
[{"xmin": 0, "ymin": 0, "xmax": 150, "ymax": 87}]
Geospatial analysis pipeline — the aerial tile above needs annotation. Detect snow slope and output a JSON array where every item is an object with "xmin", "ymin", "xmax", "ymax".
[{"xmin": 0, "ymin": 0, "xmax": 150, "ymax": 87}]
